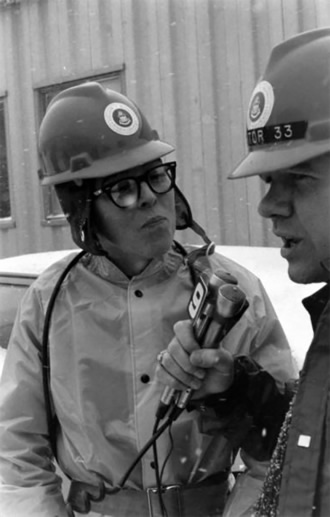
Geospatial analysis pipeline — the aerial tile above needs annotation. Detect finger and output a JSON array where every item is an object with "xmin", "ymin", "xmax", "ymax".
[
  {"xmin": 190, "ymin": 348, "xmax": 234, "ymax": 375},
  {"xmin": 155, "ymin": 361, "xmax": 202, "ymax": 391},
  {"xmin": 167, "ymin": 339, "xmax": 205, "ymax": 380},
  {"xmin": 155, "ymin": 348, "xmax": 203, "ymax": 391},
  {"xmin": 160, "ymin": 348, "xmax": 204, "ymax": 390},
  {"xmin": 173, "ymin": 320, "xmax": 200, "ymax": 354},
  {"xmin": 171, "ymin": 320, "xmax": 206, "ymax": 379},
  {"xmin": 190, "ymin": 349, "xmax": 235, "ymax": 396}
]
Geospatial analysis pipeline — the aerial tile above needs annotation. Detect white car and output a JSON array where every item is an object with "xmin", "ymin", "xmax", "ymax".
[
  {"xmin": 0, "ymin": 246, "xmax": 319, "ymax": 377},
  {"xmin": 0, "ymin": 250, "xmax": 79, "ymax": 375}
]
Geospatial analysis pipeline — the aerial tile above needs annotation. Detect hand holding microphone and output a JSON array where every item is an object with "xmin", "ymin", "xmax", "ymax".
[{"xmin": 156, "ymin": 269, "xmax": 249, "ymax": 418}]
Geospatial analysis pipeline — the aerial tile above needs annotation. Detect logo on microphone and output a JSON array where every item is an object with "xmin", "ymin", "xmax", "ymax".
[{"xmin": 188, "ymin": 276, "xmax": 207, "ymax": 319}]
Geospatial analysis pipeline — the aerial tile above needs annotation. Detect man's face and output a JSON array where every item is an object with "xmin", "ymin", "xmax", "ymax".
[
  {"xmin": 258, "ymin": 153, "xmax": 330, "ymax": 284},
  {"xmin": 92, "ymin": 160, "xmax": 176, "ymax": 276}
]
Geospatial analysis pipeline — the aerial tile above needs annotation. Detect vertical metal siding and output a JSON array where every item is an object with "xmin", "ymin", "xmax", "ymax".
[{"xmin": 0, "ymin": 0, "xmax": 329, "ymax": 257}]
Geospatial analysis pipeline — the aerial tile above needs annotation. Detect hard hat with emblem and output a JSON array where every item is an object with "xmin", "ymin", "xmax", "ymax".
[
  {"xmin": 39, "ymin": 81, "xmax": 174, "ymax": 185},
  {"xmin": 229, "ymin": 27, "xmax": 330, "ymax": 179}
]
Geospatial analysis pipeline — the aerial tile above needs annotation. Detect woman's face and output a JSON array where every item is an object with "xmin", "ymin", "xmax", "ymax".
[{"xmin": 92, "ymin": 160, "xmax": 176, "ymax": 277}]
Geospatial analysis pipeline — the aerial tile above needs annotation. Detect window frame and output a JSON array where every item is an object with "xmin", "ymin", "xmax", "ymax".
[{"xmin": 0, "ymin": 93, "xmax": 15, "ymax": 228}]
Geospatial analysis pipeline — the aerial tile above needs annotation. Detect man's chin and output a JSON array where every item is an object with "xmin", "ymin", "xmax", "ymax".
[{"xmin": 287, "ymin": 263, "xmax": 326, "ymax": 285}]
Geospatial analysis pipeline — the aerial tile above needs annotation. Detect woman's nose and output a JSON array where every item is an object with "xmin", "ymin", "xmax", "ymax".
[{"xmin": 138, "ymin": 181, "xmax": 157, "ymax": 206}]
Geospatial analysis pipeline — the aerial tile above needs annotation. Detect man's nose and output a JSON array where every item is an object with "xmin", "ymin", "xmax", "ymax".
[{"xmin": 258, "ymin": 182, "xmax": 293, "ymax": 219}]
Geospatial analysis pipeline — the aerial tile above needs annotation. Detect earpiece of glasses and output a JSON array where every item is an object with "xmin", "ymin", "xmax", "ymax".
[{"xmin": 93, "ymin": 162, "xmax": 176, "ymax": 208}]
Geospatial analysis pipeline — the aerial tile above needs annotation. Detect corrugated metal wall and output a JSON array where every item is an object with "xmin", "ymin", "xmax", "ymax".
[{"xmin": 0, "ymin": 0, "xmax": 329, "ymax": 258}]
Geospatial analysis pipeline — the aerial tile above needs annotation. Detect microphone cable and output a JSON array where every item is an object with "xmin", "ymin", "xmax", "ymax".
[
  {"xmin": 152, "ymin": 416, "xmax": 169, "ymax": 517},
  {"xmin": 112, "ymin": 403, "xmax": 181, "ymax": 492}
]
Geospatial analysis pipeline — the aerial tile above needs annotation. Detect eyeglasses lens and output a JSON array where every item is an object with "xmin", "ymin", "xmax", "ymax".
[
  {"xmin": 109, "ymin": 164, "xmax": 175, "ymax": 208},
  {"xmin": 148, "ymin": 167, "xmax": 173, "ymax": 193},
  {"xmin": 111, "ymin": 179, "xmax": 138, "ymax": 208}
]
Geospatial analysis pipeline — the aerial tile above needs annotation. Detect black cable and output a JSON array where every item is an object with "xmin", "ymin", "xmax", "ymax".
[
  {"xmin": 160, "ymin": 423, "xmax": 174, "ymax": 483},
  {"xmin": 112, "ymin": 415, "xmax": 174, "ymax": 491},
  {"xmin": 152, "ymin": 417, "xmax": 168, "ymax": 517},
  {"xmin": 42, "ymin": 250, "xmax": 86, "ymax": 459}
]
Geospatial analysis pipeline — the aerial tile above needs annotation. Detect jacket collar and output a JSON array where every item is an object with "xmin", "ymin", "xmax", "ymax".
[
  {"xmin": 302, "ymin": 283, "xmax": 330, "ymax": 331},
  {"xmin": 81, "ymin": 244, "xmax": 185, "ymax": 285}
]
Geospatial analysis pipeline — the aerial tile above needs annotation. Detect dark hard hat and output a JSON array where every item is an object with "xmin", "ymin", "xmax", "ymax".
[{"xmin": 39, "ymin": 82, "xmax": 174, "ymax": 185}]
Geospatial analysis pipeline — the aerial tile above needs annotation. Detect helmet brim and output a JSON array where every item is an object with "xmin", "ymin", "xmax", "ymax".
[
  {"xmin": 41, "ymin": 140, "xmax": 174, "ymax": 185},
  {"xmin": 229, "ymin": 139, "xmax": 330, "ymax": 179}
]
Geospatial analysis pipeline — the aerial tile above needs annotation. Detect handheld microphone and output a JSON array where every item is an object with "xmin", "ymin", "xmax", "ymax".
[{"xmin": 157, "ymin": 270, "xmax": 249, "ymax": 418}]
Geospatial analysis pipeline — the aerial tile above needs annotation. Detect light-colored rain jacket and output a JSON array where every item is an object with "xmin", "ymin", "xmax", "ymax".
[{"xmin": 0, "ymin": 246, "xmax": 296, "ymax": 517}]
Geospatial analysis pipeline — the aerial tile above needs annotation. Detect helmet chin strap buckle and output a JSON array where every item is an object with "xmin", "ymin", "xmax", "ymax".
[
  {"xmin": 190, "ymin": 219, "xmax": 215, "ymax": 253},
  {"xmin": 206, "ymin": 241, "xmax": 216, "ymax": 256},
  {"xmin": 174, "ymin": 187, "xmax": 214, "ymax": 252}
]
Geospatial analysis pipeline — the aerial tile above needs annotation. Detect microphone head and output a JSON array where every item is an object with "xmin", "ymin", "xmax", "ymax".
[{"xmin": 216, "ymin": 284, "xmax": 247, "ymax": 318}]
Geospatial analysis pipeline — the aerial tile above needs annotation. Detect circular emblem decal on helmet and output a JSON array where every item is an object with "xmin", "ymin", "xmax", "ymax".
[
  {"xmin": 104, "ymin": 102, "xmax": 139, "ymax": 135},
  {"xmin": 247, "ymin": 81, "xmax": 275, "ymax": 130}
]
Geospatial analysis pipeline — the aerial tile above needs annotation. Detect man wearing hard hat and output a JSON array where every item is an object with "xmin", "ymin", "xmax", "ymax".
[{"xmin": 228, "ymin": 27, "xmax": 330, "ymax": 517}]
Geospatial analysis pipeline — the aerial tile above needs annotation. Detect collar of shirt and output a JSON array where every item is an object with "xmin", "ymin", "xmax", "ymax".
[{"xmin": 302, "ymin": 283, "xmax": 330, "ymax": 331}]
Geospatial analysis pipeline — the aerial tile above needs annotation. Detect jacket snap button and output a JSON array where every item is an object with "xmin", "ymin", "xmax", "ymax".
[
  {"xmin": 135, "ymin": 290, "xmax": 143, "ymax": 297},
  {"xmin": 140, "ymin": 374, "xmax": 150, "ymax": 384}
]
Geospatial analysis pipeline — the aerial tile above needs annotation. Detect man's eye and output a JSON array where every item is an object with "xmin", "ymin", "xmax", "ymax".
[
  {"xmin": 259, "ymin": 174, "xmax": 272, "ymax": 184},
  {"xmin": 292, "ymin": 173, "xmax": 316, "ymax": 185}
]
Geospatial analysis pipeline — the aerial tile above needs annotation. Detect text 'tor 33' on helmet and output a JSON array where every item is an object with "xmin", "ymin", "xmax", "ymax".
[
  {"xmin": 38, "ymin": 82, "xmax": 174, "ymax": 185},
  {"xmin": 229, "ymin": 27, "xmax": 330, "ymax": 179}
]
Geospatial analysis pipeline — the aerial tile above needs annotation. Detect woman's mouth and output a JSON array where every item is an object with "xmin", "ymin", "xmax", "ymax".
[{"xmin": 142, "ymin": 216, "xmax": 166, "ymax": 229}]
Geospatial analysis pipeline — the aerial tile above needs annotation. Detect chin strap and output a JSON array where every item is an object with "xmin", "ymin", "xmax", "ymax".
[{"xmin": 189, "ymin": 219, "xmax": 214, "ymax": 248}]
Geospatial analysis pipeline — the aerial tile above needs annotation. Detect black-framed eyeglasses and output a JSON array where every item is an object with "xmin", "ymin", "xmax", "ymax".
[{"xmin": 93, "ymin": 162, "xmax": 176, "ymax": 208}]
